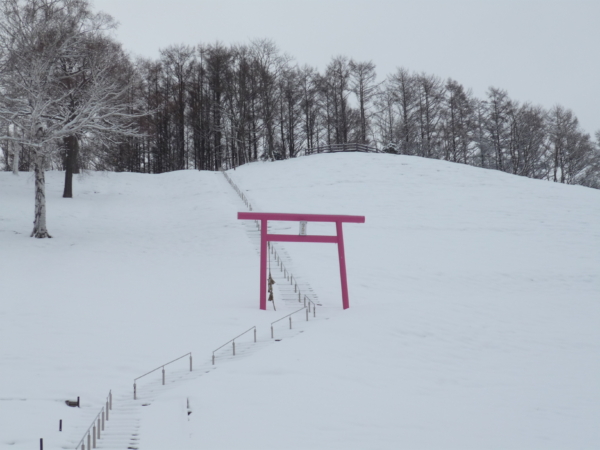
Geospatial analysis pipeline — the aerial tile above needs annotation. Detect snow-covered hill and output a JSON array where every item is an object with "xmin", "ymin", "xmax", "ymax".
[{"xmin": 1, "ymin": 153, "xmax": 598, "ymax": 449}]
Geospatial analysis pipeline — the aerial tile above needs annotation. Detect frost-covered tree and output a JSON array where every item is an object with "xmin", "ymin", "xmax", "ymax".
[{"xmin": 0, "ymin": 0, "xmax": 141, "ymax": 237}]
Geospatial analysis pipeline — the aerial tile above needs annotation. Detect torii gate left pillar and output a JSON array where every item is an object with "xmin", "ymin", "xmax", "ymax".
[{"xmin": 237, "ymin": 212, "xmax": 365, "ymax": 310}]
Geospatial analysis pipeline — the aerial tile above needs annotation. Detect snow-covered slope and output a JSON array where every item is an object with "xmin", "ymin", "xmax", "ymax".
[{"xmin": 1, "ymin": 153, "xmax": 598, "ymax": 449}]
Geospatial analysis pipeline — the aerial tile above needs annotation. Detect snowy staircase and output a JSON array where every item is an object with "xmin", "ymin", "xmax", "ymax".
[{"xmin": 69, "ymin": 171, "xmax": 326, "ymax": 449}]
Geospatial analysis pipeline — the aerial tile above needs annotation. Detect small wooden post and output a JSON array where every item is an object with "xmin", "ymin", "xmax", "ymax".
[
  {"xmin": 40, "ymin": 438, "xmax": 43, "ymax": 450},
  {"xmin": 189, "ymin": 354, "xmax": 193, "ymax": 372},
  {"xmin": 102, "ymin": 411, "xmax": 105, "ymax": 431},
  {"xmin": 106, "ymin": 401, "xmax": 109, "ymax": 420},
  {"xmin": 162, "ymin": 367, "xmax": 165, "ymax": 385},
  {"xmin": 134, "ymin": 383, "xmax": 137, "ymax": 400},
  {"xmin": 97, "ymin": 418, "xmax": 101, "ymax": 438},
  {"xmin": 92, "ymin": 426, "xmax": 96, "ymax": 448},
  {"xmin": 232, "ymin": 340, "xmax": 236, "ymax": 356},
  {"xmin": 289, "ymin": 317, "xmax": 292, "ymax": 329},
  {"xmin": 59, "ymin": 419, "xmax": 62, "ymax": 431},
  {"xmin": 254, "ymin": 328, "xmax": 257, "ymax": 342},
  {"xmin": 87, "ymin": 432, "xmax": 91, "ymax": 450}
]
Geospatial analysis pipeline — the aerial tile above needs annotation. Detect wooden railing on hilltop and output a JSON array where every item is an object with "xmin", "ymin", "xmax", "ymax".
[{"xmin": 300, "ymin": 142, "xmax": 381, "ymax": 155}]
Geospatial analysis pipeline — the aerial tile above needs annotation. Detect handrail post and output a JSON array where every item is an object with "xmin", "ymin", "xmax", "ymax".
[
  {"xmin": 102, "ymin": 410, "xmax": 105, "ymax": 430},
  {"xmin": 92, "ymin": 426, "xmax": 96, "ymax": 448},
  {"xmin": 133, "ymin": 383, "xmax": 136, "ymax": 400},
  {"xmin": 254, "ymin": 327, "xmax": 257, "ymax": 342},
  {"xmin": 233, "ymin": 340, "xmax": 236, "ymax": 356},
  {"xmin": 162, "ymin": 366, "xmax": 165, "ymax": 385},
  {"xmin": 190, "ymin": 353, "xmax": 193, "ymax": 372},
  {"xmin": 289, "ymin": 316, "xmax": 292, "ymax": 329},
  {"xmin": 306, "ymin": 308, "xmax": 309, "ymax": 321},
  {"xmin": 212, "ymin": 353, "xmax": 215, "ymax": 365},
  {"xmin": 87, "ymin": 433, "xmax": 90, "ymax": 450},
  {"xmin": 271, "ymin": 325, "xmax": 273, "ymax": 339},
  {"xmin": 106, "ymin": 401, "xmax": 109, "ymax": 420}
]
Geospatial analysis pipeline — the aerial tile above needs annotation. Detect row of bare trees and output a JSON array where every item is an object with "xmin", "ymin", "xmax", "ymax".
[
  {"xmin": 376, "ymin": 73, "xmax": 600, "ymax": 186},
  {"xmin": 87, "ymin": 42, "xmax": 598, "ymax": 188},
  {"xmin": 90, "ymin": 43, "xmax": 381, "ymax": 174}
]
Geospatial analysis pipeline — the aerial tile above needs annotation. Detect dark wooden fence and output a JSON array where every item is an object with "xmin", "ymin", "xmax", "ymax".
[{"xmin": 301, "ymin": 143, "xmax": 381, "ymax": 155}]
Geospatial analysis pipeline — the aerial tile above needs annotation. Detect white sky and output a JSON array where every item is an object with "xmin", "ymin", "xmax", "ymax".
[{"xmin": 93, "ymin": 0, "xmax": 600, "ymax": 136}]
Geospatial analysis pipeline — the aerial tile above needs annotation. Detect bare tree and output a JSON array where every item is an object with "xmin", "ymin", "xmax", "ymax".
[
  {"xmin": 485, "ymin": 87, "xmax": 514, "ymax": 172},
  {"xmin": 508, "ymin": 104, "xmax": 548, "ymax": 178},
  {"xmin": 390, "ymin": 68, "xmax": 418, "ymax": 155},
  {"xmin": 298, "ymin": 65, "xmax": 318, "ymax": 152},
  {"xmin": 441, "ymin": 79, "xmax": 475, "ymax": 164},
  {"xmin": 325, "ymin": 56, "xmax": 352, "ymax": 145},
  {"xmin": 349, "ymin": 60, "xmax": 377, "ymax": 144},
  {"xmin": 415, "ymin": 73, "xmax": 444, "ymax": 158},
  {"xmin": 251, "ymin": 39, "xmax": 285, "ymax": 161},
  {"xmin": 547, "ymin": 105, "xmax": 594, "ymax": 184}
]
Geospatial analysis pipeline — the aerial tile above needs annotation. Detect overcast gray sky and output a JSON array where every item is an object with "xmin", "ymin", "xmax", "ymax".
[{"xmin": 93, "ymin": 0, "xmax": 599, "ymax": 136}]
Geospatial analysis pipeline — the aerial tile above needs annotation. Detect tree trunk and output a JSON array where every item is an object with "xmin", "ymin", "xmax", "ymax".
[
  {"xmin": 62, "ymin": 135, "xmax": 78, "ymax": 198},
  {"xmin": 31, "ymin": 153, "xmax": 52, "ymax": 238},
  {"xmin": 8, "ymin": 125, "xmax": 19, "ymax": 175},
  {"xmin": 11, "ymin": 144, "xmax": 19, "ymax": 175}
]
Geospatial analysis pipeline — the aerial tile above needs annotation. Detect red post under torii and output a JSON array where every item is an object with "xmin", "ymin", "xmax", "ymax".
[{"xmin": 237, "ymin": 212, "xmax": 365, "ymax": 310}]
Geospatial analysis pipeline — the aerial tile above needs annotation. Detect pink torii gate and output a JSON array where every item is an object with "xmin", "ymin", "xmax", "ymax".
[{"xmin": 237, "ymin": 212, "xmax": 365, "ymax": 310}]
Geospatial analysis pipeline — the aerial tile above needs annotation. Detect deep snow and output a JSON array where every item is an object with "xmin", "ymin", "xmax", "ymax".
[{"xmin": 1, "ymin": 153, "xmax": 599, "ymax": 449}]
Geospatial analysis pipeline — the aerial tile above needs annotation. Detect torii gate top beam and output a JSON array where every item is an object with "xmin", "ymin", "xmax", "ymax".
[{"xmin": 237, "ymin": 212, "xmax": 365, "ymax": 224}]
